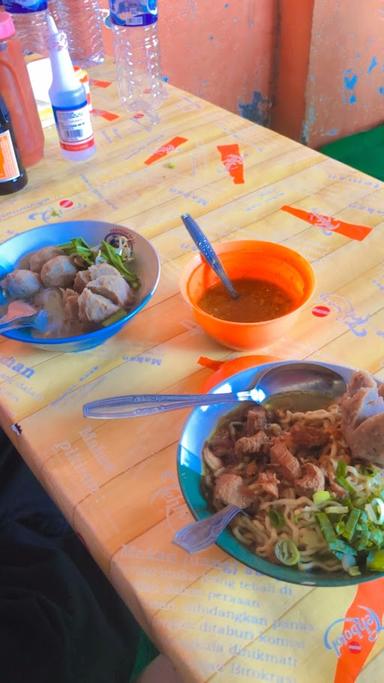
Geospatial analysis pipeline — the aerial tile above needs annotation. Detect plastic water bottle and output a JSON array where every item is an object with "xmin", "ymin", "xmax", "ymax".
[
  {"xmin": 47, "ymin": 15, "xmax": 95, "ymax": 162},
  {"xmin": 109, "ymin": 0, "xmax": 165, "ymax": 115},
  {"xmin": 55, "ymin": 0, "xmax": 104, "ymax": 68},
  {"xmin": 3, "ymin": 0, "xmax": 49, "ymax": 55}
]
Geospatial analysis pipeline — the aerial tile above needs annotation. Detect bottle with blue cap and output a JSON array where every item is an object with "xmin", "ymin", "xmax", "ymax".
[
  {"xmin": 47, "ymin": 14, "xmax": 95, "ymax": 162},
  {"xmin": 109, "ymin": 0, "xmax": 165, "ymax": 116},
  {"xmin": 3, "ymin": 0, "xmax": 49, "ymax": 54}
]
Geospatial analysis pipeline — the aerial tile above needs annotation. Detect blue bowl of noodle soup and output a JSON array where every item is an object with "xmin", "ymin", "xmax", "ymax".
[{"xmin": 177, "ymin": 360, "xmax": 384, "ymax": 587}]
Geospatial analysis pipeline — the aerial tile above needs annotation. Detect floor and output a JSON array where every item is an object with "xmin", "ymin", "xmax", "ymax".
[{"xmin": 319, "ymin": 123, "xmax": 384, "ymax": 181}]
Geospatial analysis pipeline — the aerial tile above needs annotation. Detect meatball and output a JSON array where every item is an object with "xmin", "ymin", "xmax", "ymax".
[
  {"xmin": 1, "ymin": 269, "xmax": 41, "ymax": 299},
  {"xmin": 40, "ymin": 256, "xmax": 78, "ymax": 288},
  {"xmin": 29, "ymin": 246, "xmax": 64, "ymax": 273}
]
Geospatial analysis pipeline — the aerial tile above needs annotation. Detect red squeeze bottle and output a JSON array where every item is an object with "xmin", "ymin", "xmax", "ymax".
[{"xmin": 0, "ymin": 12, "xmax": 44, "ymax": 167}]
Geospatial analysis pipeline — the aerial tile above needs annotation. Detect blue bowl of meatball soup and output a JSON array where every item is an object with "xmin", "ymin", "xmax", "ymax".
[{"xmin": 0, "ymin": 220, "xmax": 160, "ymax": 352}]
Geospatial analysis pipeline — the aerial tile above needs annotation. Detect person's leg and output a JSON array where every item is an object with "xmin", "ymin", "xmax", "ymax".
[{"xmin": 0, "ymin": 430, "xmax": 153, "ymax": 683}]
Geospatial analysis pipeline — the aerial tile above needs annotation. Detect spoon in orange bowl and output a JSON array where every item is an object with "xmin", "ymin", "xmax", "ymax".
[{"xmin": 181, "ymin": 213, "xmax": 239, "ymax": 300}]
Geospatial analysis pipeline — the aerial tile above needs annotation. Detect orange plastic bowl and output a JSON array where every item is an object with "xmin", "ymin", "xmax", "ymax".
[{"xmin": 180, "ymin": 240, "xmax": 315, "ymax": 351}]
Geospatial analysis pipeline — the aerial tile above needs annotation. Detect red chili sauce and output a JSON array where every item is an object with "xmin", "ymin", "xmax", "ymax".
[{"xmin": 197, "ymin": 278, "xmax": 296, "ymax": 323}]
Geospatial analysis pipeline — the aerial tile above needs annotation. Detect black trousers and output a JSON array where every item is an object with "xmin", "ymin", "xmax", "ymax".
[{"xmin": 0, "ymin": 430, "xmax": 140, "ymax": 683}]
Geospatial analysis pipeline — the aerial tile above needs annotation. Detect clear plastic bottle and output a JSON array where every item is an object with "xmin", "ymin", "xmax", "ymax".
[
  {"xmin": 0, "ymin": 12, "xmax": 44, "ymax": 166},
  {"xmin": 55, "ymin": 0, "xmax": 104, "ymax": 68},
  {"xmin": 3, "ymin": 0, "xmax": 49, "ymax": 55},
  {"xmin": 109, "ymin": 0, "xmax": 165, "ymax": 115}
]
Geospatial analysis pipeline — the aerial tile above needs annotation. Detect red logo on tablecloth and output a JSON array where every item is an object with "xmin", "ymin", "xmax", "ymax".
[
  {"xmin": 348, "ymin": 641, "xmax": 362, "ymax": 654},
  {"xmin": 59, "ymin": 199, "xmax": 74, "ymax": 209},
  {"xmin": 312, "ymin": 305, "xmax": 331, "ymax": 317}
]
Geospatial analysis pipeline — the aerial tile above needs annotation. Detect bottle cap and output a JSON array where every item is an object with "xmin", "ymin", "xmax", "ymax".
[{"xmin": 0, "ymin": 12, "xmax": 15, "ymax": 40}]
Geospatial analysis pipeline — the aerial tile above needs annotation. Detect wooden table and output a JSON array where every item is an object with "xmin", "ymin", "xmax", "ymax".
[{"xmin": 1, "ymin": 60, "xmax": 384, "ymax": 683}]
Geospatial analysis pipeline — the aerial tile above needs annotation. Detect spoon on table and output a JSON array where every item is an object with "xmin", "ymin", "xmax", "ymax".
[
  {"xmin": 0, "ymin": 301, "xmax": 49, "ymax": 335},
  {"xmin": 181, "ymin": 213, "xmax": 239, "ymax": 300},
  {"xmin": 83, "ymin": 361, "xmax": 347, "ymax": 419}
]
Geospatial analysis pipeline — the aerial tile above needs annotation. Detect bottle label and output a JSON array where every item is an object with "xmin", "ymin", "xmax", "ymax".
[
  {"xmin": 52, "ymin": 102, "xmax": 95, "ymax": 153},
  {"xmin": 0, "ymin": 130, "xmax": 20, "ymax": 182},
  {"xmin": 109, "ymin": 1, "xmax": 158, "ymax": 27},
  {"xmin": 4, "ymin": 0, "xmax": 48, "ymax": 13}
]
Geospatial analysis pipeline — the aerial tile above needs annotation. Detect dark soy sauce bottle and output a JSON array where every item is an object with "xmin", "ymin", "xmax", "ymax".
[{"xmin": 0, "ymin": 93, "xmax": 27, "ymax": 194}]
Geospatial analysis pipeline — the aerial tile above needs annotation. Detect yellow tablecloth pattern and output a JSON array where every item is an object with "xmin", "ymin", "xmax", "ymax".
[{"xmin": 1, "ymin": 61, "xmax": 384, "ymax": 683}]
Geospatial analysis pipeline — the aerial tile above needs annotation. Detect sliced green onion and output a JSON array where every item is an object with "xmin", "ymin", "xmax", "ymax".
[
  {"xmin": 316, "ymin": 512, "xmax": 337, "ymax": 545},
  {"xmin": 367, "ymin": 549, "xmax": 384, "ymax": 572},
  {"xmin": 348, "ymin": 565, "xmax": 361, "ymax": 577},
  {"xmin": 268, "ymin": 509, "xmax": 285, "ymax": 530},
  {"xmin": 336, "ymin": 476, "xmax": 356, "ymax": 494},
  {"xmin": 274, "ymin": 539, "xmax": 300, "ymax": 566},
  {"xmin": 336, "ymin": 460, "xmax": 347, "ymax": 478},
  {"xmin": 313, "ymin": 491, "xmax": 331, "ymax": 505},
  {"xmin": 344, "ymin": 509, "xmax": 361, "ymax": 541},
  {"xmin": 324, "ymin": 505, "xmax": 349, "ymax": 515},
  {"xmin": 365, "ymin": 498, "xmax": 384, "ymax": 525}
]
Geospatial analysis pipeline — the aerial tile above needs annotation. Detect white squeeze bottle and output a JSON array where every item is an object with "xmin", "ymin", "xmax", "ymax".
[{"xmin": 47, "ymin": 14, "xmax": 95, "ymax": 161}]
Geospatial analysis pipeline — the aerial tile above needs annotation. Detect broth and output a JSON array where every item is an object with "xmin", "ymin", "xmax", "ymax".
[{"xmin": 197, "ymin": 278, "xmax": 296, "ymax": 323}]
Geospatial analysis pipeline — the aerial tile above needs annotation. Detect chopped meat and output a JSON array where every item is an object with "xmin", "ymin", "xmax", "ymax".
[
  {"xmin": 295, "ymin": 463, "xmax": 325, "ymax": 496},
  {"xmin": 255, "ymin": 471, "xmax": 279, "ymax": 498},
  {"xmin": 341, "ymin": 386, "xmax": 384, "ymax": 430},
  {"xmin": 235, "ymin": 431, "xmax": 268, "ymax": 456},
  {"xmin": 208, "ymin": 431, "xmax": 233, "ymax": 458},
  {"xmin": 347, "ymin": 370, "xmax": 377, "ymax": 396},
  {"xmin": 29, "ymin": 246, "xmax": 64, "ymax": 273},
  {"xmin": 87, "ymin": 274, "xmax": 134, "ymax": 308},
  {"xmin": 78, "ymin": 288, "xmax": 120, "ymax": 324},
  {"xmin": 245, "ymin": 461, "xmax": 258, "ymax": 477},
  {"xmin": 40, "ymin": 256, "xmax": 78, "ymax": 288},
  {"xmin": 89, "ymin": 263, "xmax": 120, "ymax": 279},
  {"xmin": 62, "ymin": 288, "xmax": 80, "ymax": 321},
  {"xmin": 290, "ymin": 421, "xmax": 330, "ymax": 449},
  {"xmin": 318, "ymin": 454, "xmax": 346, "ymax": 497},
  {"xmin": 340, "ymin": 370, "xmax": 384, "ymax": 464},
  {"xmin": 270, "ymin": 438, "xmax": 301, "ymax": 481},
  {"xmin": 246, "ymin": 407, "xmax": 266, "ymax": 435},
  {"xmin": 203, "ymin": 446, "xmax": 223, "ymax": 472},
  {"xmin": 74, "ymin": 270, "xmax": 92, "ymax": 293},
  {"xmin": 379, "ymin": 384, "xmax": 384, "ymax": 399},
  {"xmin": 2, "ymin": 269, "xmax": 41, "ymax": 299},
  {"xmin": 214, "ymin": 473, "xmax": 253, "ymax": 509},
  {"xmin": 279, "ymin": 486, "xmax": 295, "ymax": 498},
  {"xmin": 344, "ymin": 413, "xmax": 384, "ymax": 465}
]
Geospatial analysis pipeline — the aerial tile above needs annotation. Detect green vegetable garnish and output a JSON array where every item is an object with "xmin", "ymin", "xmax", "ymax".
[
  {"xmin": 367, "ymin": 549, "xmax": 384, "ymax": 572},
  {"xmin": 316, "ymin": 512, "xmax": 337, "ymax": 545},
  {"xmin": 344, "ymin": 509, "xmax": 361, "ymax": 541},
  {"xmin": 313, "ymin": 490, "xmax": 331, "ymax": 505},
  {"xmin": 101, "ymin": 309, "xmax": 127, "ymax": 327},
  {"xmin": 268, "ymin": 508, "xmax": 285, "ymax": 530},
  {"xmin": 59, "ymin": 237, "xmax": 95, "ymax": 265},
  {"xmin": 59, "ymin": 236, "xmax": 140, "ymax": 289},
  {"xmin": 274, "ymin": 539, "xmax": 300, "ymax": 566},
  {"xmin": 99, "ymin": 241, "xmax": 140, "ymax": 289}
]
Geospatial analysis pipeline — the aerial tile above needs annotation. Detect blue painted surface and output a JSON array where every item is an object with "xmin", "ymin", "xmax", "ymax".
[
  {"xmin": 344, "ymin": 70, "xmax": 358, "ymax": 90},
  {"xmin": 368, "ymin": 56, "xmax": 378, "ymax": 74},
  {"xmin": 343, "ymin": 69, "xmax": 358, "ymax": 104},
  {"xmin": 378, "ymin": 86, "xmax": 384, "ymax": 95},
  {"xmin": 238, "ymin": 90, "xmax": 270, "ymax": 126}
]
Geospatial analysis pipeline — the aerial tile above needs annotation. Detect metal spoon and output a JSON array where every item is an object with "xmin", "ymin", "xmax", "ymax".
[
  {"xmin": 181, "ymin": 213, "xmax": 239, "ymax": 299},
  {"xmin": 0, "ymin": 301, "xmax": 48, "ymax": 335},
  {"xmin": 83, "ymin": 361, "xmax": 347, "ymax": 419}
]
